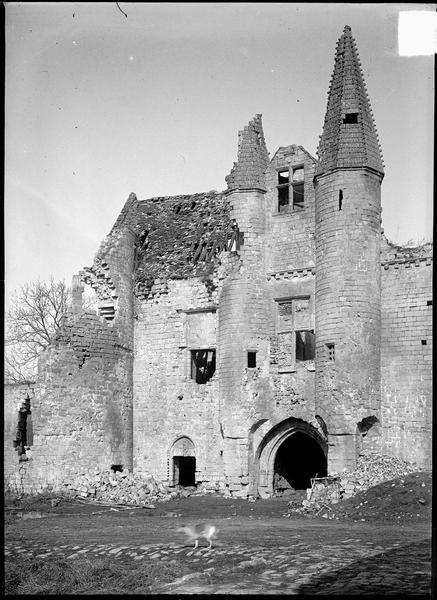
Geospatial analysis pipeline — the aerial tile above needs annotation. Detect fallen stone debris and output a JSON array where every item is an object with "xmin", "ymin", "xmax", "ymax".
[
  {"xmin": 60, "ymin": 468, "xmax": 219, "ymax": 507},
  {"xmin": 285, "ymin": 452, "xmax": 429, "ymax": 520}
]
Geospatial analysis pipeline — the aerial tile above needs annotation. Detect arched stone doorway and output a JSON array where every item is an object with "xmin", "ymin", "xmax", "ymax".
[
  {"xmin": 255, "ymin": 418, "xmax": 327, "ymax": 496},
  {"xmin": 274, "ymin": 431, "xmax": 327, "ymax": 491},
  {"xmin": 170, "ymin": 437, "xmax": 196, "ymax": 487}
]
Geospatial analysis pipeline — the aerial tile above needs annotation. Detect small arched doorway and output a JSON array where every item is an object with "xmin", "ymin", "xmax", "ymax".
[
  {"xmin": 170, "ymin": 437, "xmax": 196, "ymax": 487},
  {"xmin": 273, "ymin": 431, "xmax": 327, "ymax": 491}
]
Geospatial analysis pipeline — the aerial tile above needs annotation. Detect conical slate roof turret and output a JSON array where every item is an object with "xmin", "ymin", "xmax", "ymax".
[
  {"xmin": 315, "ymin": 25, "xmax": 384, "ymax": 177},
  {"xmin": 225, "ymin": 114, "xmax": 270, "ymax": 192}
]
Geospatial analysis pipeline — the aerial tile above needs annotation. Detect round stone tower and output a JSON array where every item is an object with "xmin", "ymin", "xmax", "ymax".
[
  {"xmin": 314, "ymin": 26, "xmax": 385, "ymax": 473},
  {"xmin": 218, "ymin": 115, "xmax": 271, "ymax": 495}
]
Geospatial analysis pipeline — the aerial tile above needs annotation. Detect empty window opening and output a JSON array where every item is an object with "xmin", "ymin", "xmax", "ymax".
[
  {"xmin": 274, "ymin": 432, "xmax": 327, "ymax": 492},
  {"xmin": 111, "ymin": 464, "xmax": 123, "ymax": 472},
  {"xmin": 277, "ymin": 169, "xmax": 290, "ymax": 212},
  {"xmin": 292, "ymin": 182, "xmax": 305, "ymax": 210},
  {"xmin": 13, "ymin": 395, "xmax": 32, "ymax": 459},
  {"xmin": 296, "ymin": 330, "xmax": 315, "ymax": 361},
  {"xmin": 191, "ymin": 349, "xmax": 216, "ymax": 384},
  {"xmin": 173, "ymin": 456, "xmax": 196, "ymax": 487},
  {"xmin": 227, "ymin": 226, "xmax": 243, "ymax": 252},
  {"xmin": 427, "ymin": 300, "xmax": 432, "ymax": 306},
  {"xmin": 292, "ymin": 167, "xmax": 305, "ymax": 182},
  {"xmin": 278, "ymin": 169, "xmax": 289, "ymax": 185},
  {"xmin": 343, "ymin": 112, "xmax": 358, "ymax": 124},
  {"xmin": 339, "ymin": 190, "xmax": 343, "ymax": 211},
  {"xmin": 247, "ymin": 351, "xmax": 257, "ymax": 368},
  {"xmin": 326, "ymin": 343, "xmax": 335, "ymax": 361},
  {"xmin": 421, "ymin": 340, "xmax": 427, "ymax": 345}
]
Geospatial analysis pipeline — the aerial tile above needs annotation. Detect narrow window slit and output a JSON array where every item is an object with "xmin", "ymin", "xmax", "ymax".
[
  {"xmin": 339, "ymin": 190, "xmax": 343, "ymax": 211},
  {"xmin": 247, "ymin": 351, "xmax": 257, "ymax": 368}
]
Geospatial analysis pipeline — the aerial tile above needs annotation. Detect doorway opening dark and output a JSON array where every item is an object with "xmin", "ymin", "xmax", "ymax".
[
  {"xmin": 273, "ymin": 432, "xmax": 327, "ymax": 491},
  {"xmin": 173, "ymin": 456, "xmax": 196, "ymax": 487}
]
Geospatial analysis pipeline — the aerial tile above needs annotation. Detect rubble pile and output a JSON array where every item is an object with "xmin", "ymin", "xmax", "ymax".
[
  {"xmin": 334, "ymin": 452, "xmax": 425, "ymax": 499},
  {"xmin": 62, "ymin": 468, "xmax": 202, "ymax": 506},
  {"xmin": 287, "ymin": 452, "xmax": 427, "ymax": 518}
]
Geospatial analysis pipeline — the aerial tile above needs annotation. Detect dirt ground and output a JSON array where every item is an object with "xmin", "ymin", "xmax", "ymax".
[
  {"xmin": 5, "ymin": 489, "xmax": 432, "ymax": 595},
  {"xmin": 5, "ymin": 492, "xmax": 431, "ymax": 548}
]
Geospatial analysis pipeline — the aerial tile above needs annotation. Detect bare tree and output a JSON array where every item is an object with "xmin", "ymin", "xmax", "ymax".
[{"xmin": 5, "ymin": 278, "xmax": 71, "ymax": 382}]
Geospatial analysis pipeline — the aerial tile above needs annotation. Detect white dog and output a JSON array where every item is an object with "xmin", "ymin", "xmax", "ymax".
[{"xmin": 176, "ymin": 523, "xmax": 218, "ymax": 550}]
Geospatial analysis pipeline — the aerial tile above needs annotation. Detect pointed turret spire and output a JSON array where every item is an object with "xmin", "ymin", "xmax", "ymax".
[
  {"xmin": 315, "ymin": 25, "xmax": 384, "ymax": 177},
  {"xmin": 225, "ymin": 114, "xmax": 270, "ymax": 192}
]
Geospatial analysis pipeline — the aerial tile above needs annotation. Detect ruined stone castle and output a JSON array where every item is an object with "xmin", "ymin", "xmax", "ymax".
[{"xmin": 5, "ymin": 26, "xmax": 432, "ymax": 497}]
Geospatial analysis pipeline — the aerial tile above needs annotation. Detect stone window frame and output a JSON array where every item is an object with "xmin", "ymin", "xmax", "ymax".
[
  {"xmin": 177, "ymin": 306, "xmax": 218, "ymax": 383},
  {"xmin": 189, "ymin": 348, "xmax": 217, "ymax": 384},
  {"xmin": 276, "ymin": 164, "xmax": 305, "ymax": 214},
  {"xmin": 275, "ymin": 295, "xmax": 314, "ymax": 372}
]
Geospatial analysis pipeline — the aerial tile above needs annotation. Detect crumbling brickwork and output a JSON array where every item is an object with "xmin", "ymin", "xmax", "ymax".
[
  {"xmin": 10, "ymin": 309, "xmax": 133, "ymax": 494},
  {"xmin": 4, "ymin": 25, "xmax": 432, "ymax": 497},
  {"xmin": 4, "ymin": 382, "xmax": 35, "ymax": 493}
]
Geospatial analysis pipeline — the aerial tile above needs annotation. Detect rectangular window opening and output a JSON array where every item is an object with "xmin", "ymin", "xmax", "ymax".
[
  {"xmin": 292, "ymin": 182, "xmax": 305, "ymax": 210},
  {"xmin": 326, "ymin": 343, "xmax": 335, "ymax": 361},
  {"xmin": 278, "ymin": 186, "xmax": 290, "ymax": 211},
  {"xmin": 427, "ymin": 300, "xmax": 432, "ymax": 306},
  {"xmin": 111, "ymin": 464, "xmax": 123, "ymax": 472},
  {"xmin": 247, "ymin": 351, "xmax": 257, "ymax": 368},
  {"xmin": 292, "ymin": 167, "xmax": 304, "ymax": 182},
  {"xmin": 296, "ymin": 330, "xmax": 315, "ymax": 361},
  {"xmin": 191, "ymin": 349, "xmax": 216, "ymax": 384},
  {"xmin": 277, "ymin": 169, "xmax": 290, "ymax": 212},
  {"xmin": 278, "ymin": 169, "xmax": 289, "ymax": 185},
  {"xmin": 421, "ymin": 340, "xmax": 427, "ymax": 346},
  {"xmin": 339, "ymin": 190, "xmax": 343, "ymax": 211},
  {"xmin": 343, "ymin": 113, "xmax": 358, "ymax": 124}
]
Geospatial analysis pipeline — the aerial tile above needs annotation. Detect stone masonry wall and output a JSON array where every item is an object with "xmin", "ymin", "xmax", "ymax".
[
  {"xmin": 314, "ymin": 168, "xmax": 382, "ymax": 474},
  {"xmin": 265, "ymin": 146, "xmax": 316, "ymax": 273},
  {"xmin": 315, "ymin": 170, "xmax": 382, "ymax": 428},
  {"xmin": 133, "ymin": 277, "xmax": 223, "ymax": 489},
  {"xmin": 267, "ymin": 273, "xmax": 316, "ymax": 421},
  {"xmin": 8, "ymin": 310, "xmax": 134, "ymax": 494},
  {"xmin": 380, "ymin": 258, "xmax": 433, "ymax": 467},
  {"xmin": 217, "ymin": 189, "xmax": 274, "ymax": 495},
  {"xmin": 4, "ymin": 382, "xmax": 35, "ymax": 493}
]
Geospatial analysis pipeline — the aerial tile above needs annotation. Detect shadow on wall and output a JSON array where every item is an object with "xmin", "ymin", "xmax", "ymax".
[{"xmin": 296, "ymin": 539, "xmax": 431, "ymax": 595}]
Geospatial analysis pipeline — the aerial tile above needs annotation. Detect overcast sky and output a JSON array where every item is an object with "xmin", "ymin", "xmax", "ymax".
[{"xmin": 5, "ymin": 2, "xmax": 434, "ymax": 299}]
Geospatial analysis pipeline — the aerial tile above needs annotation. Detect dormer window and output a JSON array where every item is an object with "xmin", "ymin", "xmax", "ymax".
[
  {"xmin": 277, "ymin": 166, "xmax": 305, "ymax": 213},
  {"xmin": 343, "ymin": 112, "xmax": 358, "ymax": 124}
]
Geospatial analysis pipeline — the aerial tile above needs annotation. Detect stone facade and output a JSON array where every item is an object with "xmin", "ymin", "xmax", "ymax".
[{"xmin": 4, "ymin": 26, "xmax": 432, "ymax": 497}]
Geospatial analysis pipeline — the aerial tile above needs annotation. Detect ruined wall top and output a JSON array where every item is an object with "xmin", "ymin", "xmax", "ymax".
[
  {"xmin": 225, "ymin": 114, "xmax": 270, "ymax": 192},
  {"xmin": 315, "ymin": 25, "xmax": 384, "ymax": 177}
]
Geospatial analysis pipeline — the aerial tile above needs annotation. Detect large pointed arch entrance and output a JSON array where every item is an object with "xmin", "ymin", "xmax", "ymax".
[{"xmin": 254, "ymin": 418, "xmax": 327, "ymax": 497}]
